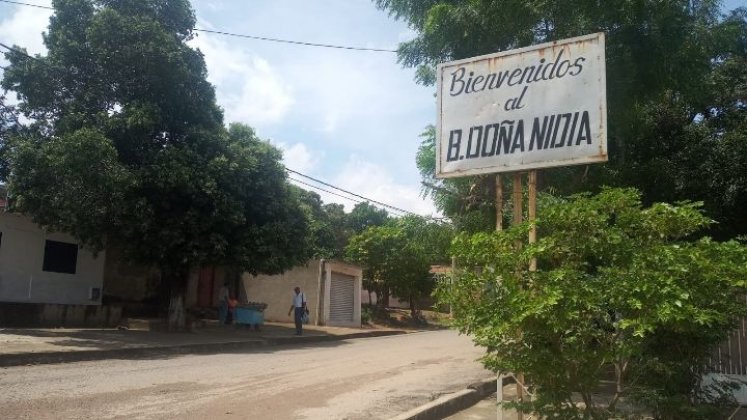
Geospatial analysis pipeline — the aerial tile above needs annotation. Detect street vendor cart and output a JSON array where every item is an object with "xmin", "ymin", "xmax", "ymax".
[{"xmin": 234, "ymin": 302, "xmax": 267, "ymax": 330}]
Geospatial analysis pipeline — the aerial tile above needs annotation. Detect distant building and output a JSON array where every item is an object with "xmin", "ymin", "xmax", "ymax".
[
  {"xmin": 0, "ymin": 184, "xmax": 361, "ymax": 327},
  {"xmin": 240, "ymin": 259, "xmax": 362, "ymax": 327}
]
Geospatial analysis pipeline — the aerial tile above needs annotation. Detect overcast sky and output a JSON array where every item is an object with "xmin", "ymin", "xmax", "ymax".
[{"xmin": 1, "ymin": 0, "xmax": 744, "ymax": 217}]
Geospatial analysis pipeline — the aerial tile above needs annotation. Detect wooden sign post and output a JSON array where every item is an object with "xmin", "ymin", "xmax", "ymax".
[
  {"xmin": 496, "ymin": 170, "xmax": 537, "ymax": 420},
  {"xmin": 436, "ymin": 33, "xmax": 606, "ymax": 420}
]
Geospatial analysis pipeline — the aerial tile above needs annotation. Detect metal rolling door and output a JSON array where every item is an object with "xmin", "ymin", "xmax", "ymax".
[{"xmin": 329, "ymin": 272, "xmax": 354, "ymax": 323}]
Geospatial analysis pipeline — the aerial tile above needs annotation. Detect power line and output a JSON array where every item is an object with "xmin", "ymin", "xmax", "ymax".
[
  {"xmin": 0, "ymin": 18, "xmax": 428, "ymax": 218},
  {"xmin": 289, "ymin": 176, "xmax": 366, "ymax": 205},
  {"xmin": 0, "ymin": 42, "xmax": 40, "ymax": 60},
  {"xmin": 286, "ymin": 168, "xmax": 416, "ymax": 216},
  {"xmin": 192, "ymin": 29, "xmax": 396, "ymax": 53},
  {"xmin": 0, "ymin": 0, "xmax": 48, "ymax": 9},
  {"xmin": 0, "ymin": 0, "xmax": 398, "ymax": 53},
  {"xmin": 293, "ymin": 170, "xmax": 448, "ymax": 221},
  {"xmin": 289, "ymin": 176, "xmax": 406, "ymax": 216},
  {"xmin": 287, "ymin": 174, "xmax": 409, "ymax": 216},
  {"xmin": 0, "ymin": 43, "xmax": 423, "ymax": 217}
]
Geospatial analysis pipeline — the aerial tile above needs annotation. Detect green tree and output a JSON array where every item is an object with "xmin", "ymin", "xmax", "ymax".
[
  {"xmin": 347, "ymin": 215, "xmax": 453, "ymax": 316},
  {"xmin": 295, "ymin": 188, "xmax": 343, "ymax": 259},
  {"xmin": 0, "ymin": 95, "xmax": 20, "ymax": 181},
  {"xmin": 323, "ymin": 202, "xmax": 351, "ymax": 258},
  {"xmin": 346, "ymin": 201, "xmax": 390, "ymax": 234},
  {"xmin": 438, "ymin": 188, "xmax": 747, "ymax": 418},
  {"xmin": 378, "ymin": 1, "xmax": 747, "ymax": 238},
  {"xmin": 1, "ymin": 0, "xmax": 310, "ymax": 329}
]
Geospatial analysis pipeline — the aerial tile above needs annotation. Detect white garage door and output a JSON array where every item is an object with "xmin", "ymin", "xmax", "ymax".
[{"xmin": 329, "ymin": 272, "xmax": 355, "ymax": 323}]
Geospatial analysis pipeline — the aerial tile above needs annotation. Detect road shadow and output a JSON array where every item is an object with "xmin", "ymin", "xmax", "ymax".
[{"xmin": 0, "ymin": 324, "xmax": 366, "ymax": 367}]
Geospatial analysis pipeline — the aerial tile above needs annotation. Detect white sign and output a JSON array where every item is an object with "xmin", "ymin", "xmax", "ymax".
[{"xmin": 436, "ymin": 33, "xmax": 607, "ymax": 178}]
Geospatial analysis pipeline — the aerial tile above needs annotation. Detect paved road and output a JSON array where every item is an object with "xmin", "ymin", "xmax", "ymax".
[{"xmin": 0, "ymin": 330, "xmax": 492, "ymax": 420}]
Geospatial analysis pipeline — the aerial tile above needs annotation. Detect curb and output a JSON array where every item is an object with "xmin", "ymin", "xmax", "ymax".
[
  {"xmin": 0, "ymin": 329, "xmax": 408, "ymax": 368},
  {"xmin": 390, "ymin": 377, "xmax": 513, "ymax": 420}
]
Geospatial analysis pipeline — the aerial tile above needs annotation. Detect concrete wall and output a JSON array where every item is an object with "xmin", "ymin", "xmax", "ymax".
[
  {"xmin": 242, "ymin": 260, "xmax": 323, "ymax": 325},
  {"xmin": 102, "ymin": 245, "xmax": 160, "ymax": 302},
  {"xmin": 241, "ymin": 259, "xmax": 363, "ymax": 327},
  {"xmin": 361, "ymin": 289, "xmax": 378, "ymax": 306},
  {"xmin": 0, "ymin": 302, "xmax": 122, "ymax": 327},
  {"xmin": 0, "ymin": 212, "xmax": 105, "ymax": 306}
]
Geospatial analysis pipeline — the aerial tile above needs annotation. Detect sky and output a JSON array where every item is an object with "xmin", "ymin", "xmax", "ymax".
[
  {"xmin": 0, "ymin": 0, "xmax": 438, "ymax": 217},
  {"xmin": 0, "ymin": 0, "xmax": 745, "ymax": 217}
]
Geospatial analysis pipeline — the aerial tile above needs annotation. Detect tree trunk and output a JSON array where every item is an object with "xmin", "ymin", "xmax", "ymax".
[
  {"xmin": 168, "ymin": 295, "xmax": 186, "ymax": 332},
  {"xmin": 380, "ymin": 288, "xmax": 390, "ymax": 308},
  {"xmin": 409, "ymin": 296, "xmax": 417, "ymax": 319},
  {"xmin": 163, "ymin": 266, "xmax": 189, "ymax": 332}
]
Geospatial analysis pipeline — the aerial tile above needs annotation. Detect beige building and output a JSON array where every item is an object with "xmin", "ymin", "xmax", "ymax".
[
  {"xmin": 242, "ymin": 259, "xmax": 362, "ymax": 327},
  {"xmin": 0, "ymin": 211, "xmax": 106, "ymax": 306}
]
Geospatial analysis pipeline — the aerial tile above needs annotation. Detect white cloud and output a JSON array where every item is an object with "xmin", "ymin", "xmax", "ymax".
[
  {"xmin": 189, "ymin": 28, "xmax": 294, "ymax": 127},
  {"xmin": 275, "ymin": 141, "xmax": 320, "ymax": 174},
  {"xmin": 285, "ymin": 52, "xmax": 423, "ymax": 136},
  {"xmin": 0, "ymin": 6, "xmax": 51, "ymax": 57},
  {"xmin": 0, "ymin": 6, "xmax": 51, "ymax": 107},
  {"xmin": 303, "ymin": 154, "xmax": 438, "ymax": 217}
]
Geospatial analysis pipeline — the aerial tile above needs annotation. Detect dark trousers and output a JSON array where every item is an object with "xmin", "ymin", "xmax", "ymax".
[{"xmin": 294, "ymin": 307, "xmax": 304, "ymax": 335}]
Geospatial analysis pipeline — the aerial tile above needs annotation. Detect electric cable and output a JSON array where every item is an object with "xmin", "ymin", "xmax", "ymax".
[
  {"xmin": 0, "ymin": 42, "xmax": 426, "ymax": 218},
  {"xmin": 0, "ymin": 0, "xmax": 397, "ymax": 53},
  {"xmin": 286, "ymin": 168, "xmax": 414, "ymax": 216},
  {"xmin": 288, "ymin": 176, "xmax": 408, "ymax": 216},
  {"xmin": 0, "ymin": 42, "xmax": 39, "ymax": 60}
]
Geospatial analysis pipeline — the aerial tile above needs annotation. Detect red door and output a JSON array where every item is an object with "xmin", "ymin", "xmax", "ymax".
[{"xmin": 197, "ymin": 266, "xmax": 216, "ymax": 307}]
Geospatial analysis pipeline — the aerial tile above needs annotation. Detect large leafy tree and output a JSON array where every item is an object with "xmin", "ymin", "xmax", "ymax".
[
  {"xmin": 346, "ymin": 201, "xmax": 391, "ymax": 234},
  {"xmin": 377, "ymin": 0, "xmax": 747, "ymax": 238},
  {"xmin": 322, "ymin": 202, "xmax": 352, "ymax": 257},
  {"xmin": 439, "ymin": 189, "xmax": 747, "ymax": 418},
  {"xmin": 1, "ymin": 0, "xmax": 310, "ymax": 329},
  {"xmin": 347, "ymin": 215, "xmax": 453, "ymax": 315},
  {"xmin": 0, "ymin": 95, "xmax": 20, "ymax": 181},
  {"xmin": 294, "ymin": 194, "xmax": 393, "ymax": 260},
  {"xmin": 295, "ymin": 189, "xmax": 346, "ymax": 259}
]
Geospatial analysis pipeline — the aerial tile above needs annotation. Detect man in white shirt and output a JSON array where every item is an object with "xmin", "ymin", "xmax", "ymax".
[{"xmin": 287, "ymin": 286, "xmax": 307, "ymax": 335}]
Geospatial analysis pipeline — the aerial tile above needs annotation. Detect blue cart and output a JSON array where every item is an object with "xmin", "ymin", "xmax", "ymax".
[{"xmin": 234, "ymin": 304, "xmax": 266, "ymax": 330}]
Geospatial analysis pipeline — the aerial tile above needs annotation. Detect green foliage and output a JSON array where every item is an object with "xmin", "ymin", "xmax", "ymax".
[
  {"xmin": 346, "ymin": 201, "xmax": 390, "ymax": 235},
  {"xmin": 0, "ymin": 95, "xmax": 21, "ymax": 182},
  {"xmin": 0, "ymin": 0, "xmax": 311, "ymax": 318},
  {"xmin": 361, "ymin": 304, "xmax": 374, "ymax": 325},
  {"xmin": 347, "ymin": 215, "xmax": 453, "ymax": 314},
  {"xmin": 322, "ymin": 202, "xmax": 351, "ymax": 257},
  {"xmin": 295, "ymin": 189, "xmax": 352, "ymax": 259},
  {"xmin": 9, "ymin": 127, "xmax": 131, "ymax": 251},
  {"xmin": 384, "ymin": 0, "xmax": 747, "ymax": 238},
  {"xmin": 292, "ymin": 197, "xmax": 393, "ymax": 260},
  {"xmin": 437, "ymin": 188, "xmax": 747, "ymax": 418}
]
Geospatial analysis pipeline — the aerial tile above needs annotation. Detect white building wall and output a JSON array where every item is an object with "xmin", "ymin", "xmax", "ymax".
[{"xmin": 0, "ymin": 212, "xmax": 105, "ymax": 305}]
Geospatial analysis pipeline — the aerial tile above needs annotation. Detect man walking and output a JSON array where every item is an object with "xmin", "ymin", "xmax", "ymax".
[{"xmin": 287, "ymin": 286, "xmax": 307, "ymax": 335}]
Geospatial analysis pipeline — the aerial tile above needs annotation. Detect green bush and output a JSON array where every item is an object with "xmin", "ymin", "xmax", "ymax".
[
  {"xmin": 361, "ymin": 305, "xmax": 374, "ymax": 325},
  {"xmin": 438, "ymin": 188, "xmax": 747, "ymax": 419}
]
